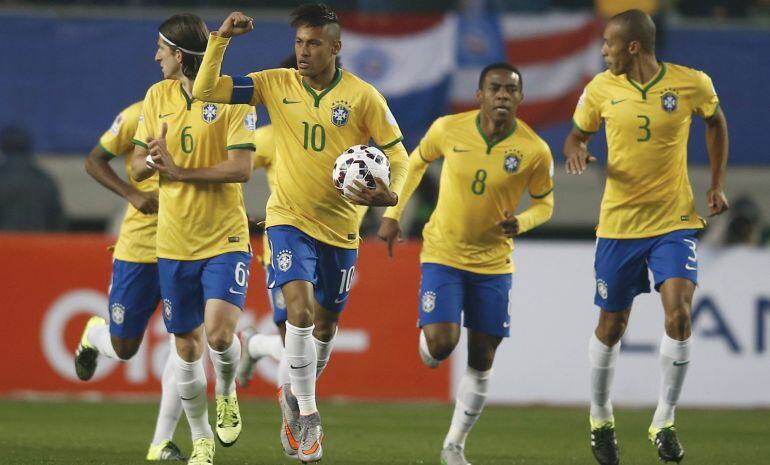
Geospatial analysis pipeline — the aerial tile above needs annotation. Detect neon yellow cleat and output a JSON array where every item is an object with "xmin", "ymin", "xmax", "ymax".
[
  {"xmin": 590, "ymin": 417, "xmax": 619, "ymax": 465},
  {"xmin": 649, "ymin": 423, "xmax": 685, "ymax": 463},
  {"xmin": 74, "ymin": 316, "xmax": 107, "ymax": 381},
  {"xmin": 146, "ymin": 439, "xmax": 187, "ymax": 461},
  {"xmin": 187, "ymin": 438, "xmax": 215, "ymax": 465},
  {"xmin": 215, "ymin": 393, "xmax": 242, "ymax": 447}
]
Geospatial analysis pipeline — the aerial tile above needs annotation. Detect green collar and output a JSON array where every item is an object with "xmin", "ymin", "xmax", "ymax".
[
  {"xmin": 180, "ymin": 82, "xmax": 193, "ymax": 110},
  {"xmin": 625, "ymin": 61, "xmax": 666, "ymax": 100},
  {"xmin": 475, "ymin": 113, "xmax": 517, "ymax": 154},
  {"xmin": 302, "ymin": 68, "xmax": 343, "ymax": 108}
]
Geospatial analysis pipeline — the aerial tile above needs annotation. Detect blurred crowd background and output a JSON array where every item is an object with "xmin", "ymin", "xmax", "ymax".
[{"xmin": 1, "ymin": 0, "xmax": 768, "ymax": 246}]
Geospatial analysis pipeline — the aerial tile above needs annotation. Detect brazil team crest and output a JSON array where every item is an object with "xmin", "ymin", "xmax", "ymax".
[
  {"xmin": 331, "ymin": 100, "xmax": 350, "ymax": 127},
  {"xmin": 163, "ymin": 299, "xmax": 173, "ymax": 320},
  {"xmin": 110, "ymin": 303, "xmax": 125, "ymax": 325},
  {"xmin": 596, "ymin": 279, "xmax": 608, "ymax": 300},
  {"xmin": 202, "ymin": 103, "xmax": 218, "ymax": 123},
  {"xmin": 421, "ymin": 291, "xmax": 436, "ymax": 313},
  {"xmin": 661, "ymin": 89, "xmax": 678, "ymax": 113},
  {"xmin": 277, "ymin": 250, "xmax": 293, "ymax": 272},
  {"xmin": 504, "ymin": 155, "xmax": 520, "ymax": 173},
  {"xmin": 244, "ymin": 112, "xmax": 257, "ymax": 131}
]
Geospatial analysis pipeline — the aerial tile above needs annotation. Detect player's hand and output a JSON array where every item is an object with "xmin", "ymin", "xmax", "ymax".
[
  {"xmin": 564, "ymin": 144, "xmax": 597, "ymax": 175},
  {"xmin": 377, "ymin": 217, "xmax": 403, "ymax": 257},
  {"xmin": 497, "ymin": 209, "xmax": 519, "ymax": 238},
  {"xmin": 707, "ymin": 187, "xmax": 729, "ymax": 217},
  {"xmin": 126, "ymin": 188, "xmax": 159, "ymax": 214},
  {"xmin": 344, "ymin": 177, "xmax": 398, "ymax": 207},
  {"xmin": 217, "ymin": 12, "xmax": 254, "ymax": 38},
  {"xmin": 149, "ymin": 123, "xmax": 184, "ymax": 181}
]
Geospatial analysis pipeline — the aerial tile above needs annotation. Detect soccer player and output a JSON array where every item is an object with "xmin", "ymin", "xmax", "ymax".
[
  {"xmin": 74, "ymin": 101, "xmax": 186, "ymax": 461},
  {"xmin": 130, "ymin": 14, "xmax": 257, "ymax": 465},
  {"xmin": 563, "ymin": 10, "xmax": 729, "ymax": 465},
  {"xmin": 378, "ymin": 62, "xmax": 554, "ymax": 465},
  {"xmin": 192, "ymin": 4, "xmax": 409, "ymax": 462}
]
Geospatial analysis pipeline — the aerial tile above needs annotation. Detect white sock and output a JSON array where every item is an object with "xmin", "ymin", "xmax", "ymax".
[
  {"xmin": 314, "ymin": 327, "xmax": 337, "ymax": 379},
  {"xmin": 589, "ymin": 333, "xmax": 620, "ymax": 423},
  {"xmin": 88, "ymin": 323, "xmax": 121, "ymax": 360},
  {"xmin": 419, "ymin": 330, "xmax": 440, "ymax": 367},
  {"xmin": 285, "ymin": 322, "xmax": 317, "ymax": 415},
  {"xmin": 209, "ymin": 337, "xmax": 241, "ymax": 396},
  {"xmin": 173, "ymin": 350, "xmax": 212, "ymax": 440},
  {"xmin": 444, "ymin": 367, "xmax": 492, "ymax": 449},
  {"xmin": 151, "ymin": 341, "xmax": 183, "ymax": 445},
  {"xmin": 652, "ymin": 334, "xmax": 692, "ymax": 428},
  {"xmin": 277, "ymin": 353, "xmax": 290, "ymax": 387},
  {"xmin": 248, "ymin": 333, "xmax": 284, "ymax": 361}
]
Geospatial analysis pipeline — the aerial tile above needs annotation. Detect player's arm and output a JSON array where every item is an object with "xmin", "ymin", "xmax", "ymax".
[
  {"xmin": 130, "ymin": 143, "xmax": 156, "ymax": 182},
  {"xmin": 346, "ymin": 141, "xmax": 408, "ymax": 208},
  {"xmin": 377, "ymin": 146, "xmax": 433, "ymax": 256},
  {"xmin": 499, "ymin": 150, "xmax": 554, "ymax": 237},
  {"xmin": 563, "ymin": 126, "xmax": 597, "ymax": 175},
  {"xmin": 85, "ymin": 145, "xmax": 158, "ymax": 214},
  {"xmin": 704, "ymin": 107, "xmax": 729, "ymax": 216},
  {"xmin": 192, "ymin": 12, "xmax": 255, "ymax": 104}
]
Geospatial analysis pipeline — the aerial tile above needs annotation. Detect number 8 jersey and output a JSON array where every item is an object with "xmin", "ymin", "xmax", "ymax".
[
  {"xmin": 133, "ymin": 80, "xmax": 256, "ymax": 260},
  {"xmin": 572, "ymin": 62, "xmax": 719, "ymax": 239}
]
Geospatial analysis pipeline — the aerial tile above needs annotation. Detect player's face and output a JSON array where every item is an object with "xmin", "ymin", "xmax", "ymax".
[
  {"xmin": 476, "ymin": 69, "xmax": 523, "ymax": 124},
  {"xmin": 601, "ymin": 22, "xmax": 631, "ymax": 76},
  {"xmin": 155, "ymin": 38, "xmax": 181, "ymax": 80},
  {"xmin": 294, "ymin": 25, "xmax": 341, "ymax": 79}
]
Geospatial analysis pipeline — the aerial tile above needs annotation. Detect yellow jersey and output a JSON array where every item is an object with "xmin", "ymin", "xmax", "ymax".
[
  {"xmin": 384, "ymin": 111, "xmax": 554, "ymax": 274},
  {"xmin": 133, "ymin": 80, "xmax": 255, "ymax": 260},
  {"xmin": 98, "ymin": 101, "xmax": 159, "ymax": 263},
  {"xmin": 252, "ymin": 124, "xmax": 368, "ymax": 265},
  {"xmin": 573, "ymin": 62, "xmax": 719, "ymax": 239},
  {"xmin": 194, "ymin": 34, "xmax": 405, "ymax": 249}
]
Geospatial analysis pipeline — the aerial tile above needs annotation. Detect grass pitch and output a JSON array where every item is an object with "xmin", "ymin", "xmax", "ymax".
[{"xmin": 0, "ymin": 398, "xmax": 767, "ymax": 464}]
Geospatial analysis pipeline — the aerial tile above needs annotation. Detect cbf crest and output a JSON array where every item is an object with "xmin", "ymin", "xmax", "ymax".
[
  {"xmin": 661, "ymin": 88, "xmax": 679, "ymax": 113},
  {"xmin": 277, "ymin": 249, "xmax": 293, "ymax": 272},
  {"xmin": 202, "ymin": 103, "xmax": 219, "ymax": 123},
  {"xmin": 421, "ymin": 291, "xmax": 436, "ymax": 313},
  {"xmin": 503, "ymin": 149, "xmax": 523, "ymax": 174},
  {"xmin": 331, "ymin": 100, "xmax": 351, "ymax": 127}
]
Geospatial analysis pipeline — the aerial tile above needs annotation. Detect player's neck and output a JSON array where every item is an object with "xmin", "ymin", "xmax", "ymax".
[
  {"xmin": 479, "ymin": 113, "xmax": 516, "ymax": 141},
  {"xmin": 302, "ymin": 65, "xmax": 338, "ymax": 91},
  {"xmin": 179, "ymin": 76, "xmax": 194, "ymax": 98},
  {"xmin": 626, "ymin": 54, "xmax": 660, "ymax": 85}
]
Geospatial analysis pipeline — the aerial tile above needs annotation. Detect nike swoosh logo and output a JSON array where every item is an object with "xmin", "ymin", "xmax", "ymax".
[
  {"xmin": 685, "ymin": 264, "xmax": 697, "ymax": 271},
  {"xmin": 180, "ymin": 393, "xmax": 200, "ymax": 401},
  {"xmin": 673, "ymin": 360, "xmax": 690, "ymax": 366},
  {"xmin": 159, "ymin": 112, "xmax": 174, "ymax": 119},
  {"xmin": 334, "ymin": 296, "xmax": 347, "ymax": 304},
  {"xmin": 453, "ymin": 146, "xmax": 470, "ymax": 152},
  {"xmin": 611, "ymin": 99, "xmax": 626, "ymax": 105},
  {"xmin": 290, "ymin": 362, "xmax": 313, "ymax": 369},
  {"xmin": 229, "ymin": 287, "xmax": 245, "ymax": 295},
  {"xmin": 464, "ymin": 410, "xmax": 480, "ymax": 417},
  {"xmin": 282, "ymin": 97, "xmax": 301, "ymax": 104},
  {"xmin": 503, "ymin": 321, "xmax": 511, "ymax": 328}
]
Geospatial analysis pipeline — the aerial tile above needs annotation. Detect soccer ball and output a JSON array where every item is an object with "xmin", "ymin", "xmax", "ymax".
[{"xmin": 332, "ymin": 144, "xmax": 390, "ymax": 199}]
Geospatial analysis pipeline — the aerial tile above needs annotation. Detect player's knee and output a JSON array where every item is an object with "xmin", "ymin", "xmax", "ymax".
[
  {"xmin": 665, "ymin": 309, "xmax": 691, "ymax": 339},
  {"xmin": 426, "ymin": 334, "xmax": 458, "ymax": 361},
  {"xmin": 110, "ymin": 338, "xmax": 141, "ymax": 360},
  {"xmin": 313, "ymin": 323, "xmax": 336, "ymax": 342},
  {"xmin": 596, "ymin": 321, "xmax": 626, "ymax": 346},
  {"xmin": 207, "ymin": 331, "xmax": 233, "ymax": 352}
]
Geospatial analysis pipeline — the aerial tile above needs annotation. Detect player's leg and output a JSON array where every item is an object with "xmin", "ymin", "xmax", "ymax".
[
  {"xmin": 159, "ymin": 258, "xmax": 215, "ymax": 465},
  {"xmin": 590, "ymin": 237, "xmax": 651, "ymax": 465},
  {"xmin": 147, "ymin": 333, "xmax": 187, "ymax": 461},
  {"xmin": 200, "ymin": 251, "xmax": 251, "ymax": 447},
  {"xmin": 418, "ymin": 263, "xmax": 464, "ymax": 368},
  {"xmin": 646, "ymin": 230, "xmax": 699, "ymax": 463},
  {"xmin": 440, "ymin": 270, "xmax": 506, "ymax": 465}
]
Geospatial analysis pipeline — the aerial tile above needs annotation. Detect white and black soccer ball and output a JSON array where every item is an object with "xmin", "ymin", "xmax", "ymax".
[{"xmin": 332, "ymin": 144, "xmax": 390, "ymax": 199}]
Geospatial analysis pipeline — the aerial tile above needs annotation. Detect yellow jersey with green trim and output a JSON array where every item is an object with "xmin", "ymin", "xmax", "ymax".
[
  {"xmin": 252, "ymin": 124, "xmax": 368, "ymax": 264},
  {"xmin": 389, "ymin": 110, "xmax": 554, "ymax": 274},
  {"xmin": 573, "ymin": 62, "xmax": 719, "ymax": 238},
  {"xmin": 98, "ymin": 101, "xmax": 159, "ymax": 263},
  {"xmin": 133, "ymin": 80, "xmax": 255, "ymax": 260},
  {"xmin": 245, "ymin": 68, "xmax": 402, "ymax": 249}
]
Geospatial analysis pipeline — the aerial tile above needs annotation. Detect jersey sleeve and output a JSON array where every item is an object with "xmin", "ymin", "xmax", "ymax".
[
  {"xmin": 99, "ymin": 103, "xmax": 140, "ymax": 157},
  {"xmin": 529, "ymin": 142, "xmax": 555, "ymax": 199},
  {"xmin": 132, "ymin": 88, "xmax": 158, "ymax": 149},
  {"xmin": 226, "ymin": 105, "xmax": 257, "ymax": 151},
  {"xmin": 572, "ymin": 78, "xmax": 603, "ymax": 134},
  {"xmin": 416, "ymin": 117, "xmax": 446, "ymax": 162},
  {"xmin": 692, "ymin": 71, "xmax": 720, "ymax": 119},
  {"xmin": 364, "ymin": 89, "xmax": 403, "ymax": 149}
]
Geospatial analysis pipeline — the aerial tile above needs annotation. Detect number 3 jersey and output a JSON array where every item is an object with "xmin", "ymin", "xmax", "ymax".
[
  {"xmin": 133, "ymin": 80, "xmax": 256, "ymax": 260},
  {"xmin": 573, "ymin": 62, "xmax": 719, "ymax": 239}
]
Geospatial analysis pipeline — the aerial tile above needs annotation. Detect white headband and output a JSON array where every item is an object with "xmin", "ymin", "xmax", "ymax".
[{"xmin": 159, "ymin": 32, "xmax": 205, "ymax": 56}]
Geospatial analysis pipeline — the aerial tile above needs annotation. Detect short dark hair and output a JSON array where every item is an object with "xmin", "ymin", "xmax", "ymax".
[
  {"xmin": 478, "ymin": 62, "xmax": 523, "ymax": 91},
  {"xmin": 278, "ymin": 53, "xmax": 342, "ymax": 69},
  {"xmin": 609, "ymin": 9, "xmax": 656, "ymax": 53},
  {"xmin": 158, "ymin": 14, "xmax": 209, "ymax": 80},
  {"xmin": 290, "ymin": 3, "xmax": 340, "ymax": 29},
  {"xmin": 0, "ymin": 125, "xmax": 32, "ymax": 157}
]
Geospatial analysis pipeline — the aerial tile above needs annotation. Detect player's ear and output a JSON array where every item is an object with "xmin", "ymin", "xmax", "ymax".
[
  {"xmin": 332, "ymin": 39, "xmax": 342, "ymax": 56},
  {"xmin": 628, "ymin": 40, "xmax": 640, "ymax": 56},
  {"xmin": 175, "ymin": 48, "xmax": 184, "ymax": 64},
  {"xmin": 475, "ymin": 88, "xmax": 483, "ymax": 105}
]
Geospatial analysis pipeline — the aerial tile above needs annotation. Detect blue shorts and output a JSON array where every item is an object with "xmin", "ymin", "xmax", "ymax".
[
  {"xmin": 266, "ymin": 225, "xmax": 358, "ymax": 313},
  {"xmin": 108, "ymin": 260, "xmax": 161, "ymax": 339},
  {"xmin": 419, "ymin": 263, "xmax": 512, "ymax": 338},
  {"xmin": 594, "ymin": 229, "xmax": 699, "ymax": 311},
  {"xmin": 264, "ymin": 265, "xmax": 287, "ymax": 325},
  {"xmin": 158, "ymin": 251, "xmax": 252, "ymax": 334}
]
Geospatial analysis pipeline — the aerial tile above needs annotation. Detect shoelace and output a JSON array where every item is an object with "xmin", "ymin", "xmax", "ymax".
[
  {"xmin": 657, "ymin": 427, "xmax": 679, "ymax": 449},
  {"xmin": 593, "ymin": 426, "xmax": 616, "ymax": 448},
  {"xmin": 190, "ymin": 443, "xmax": 210, "ymax": 461},
  {"xmin": 217, "ymin": 398, "xmax": 239, "ymax": 427}
]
